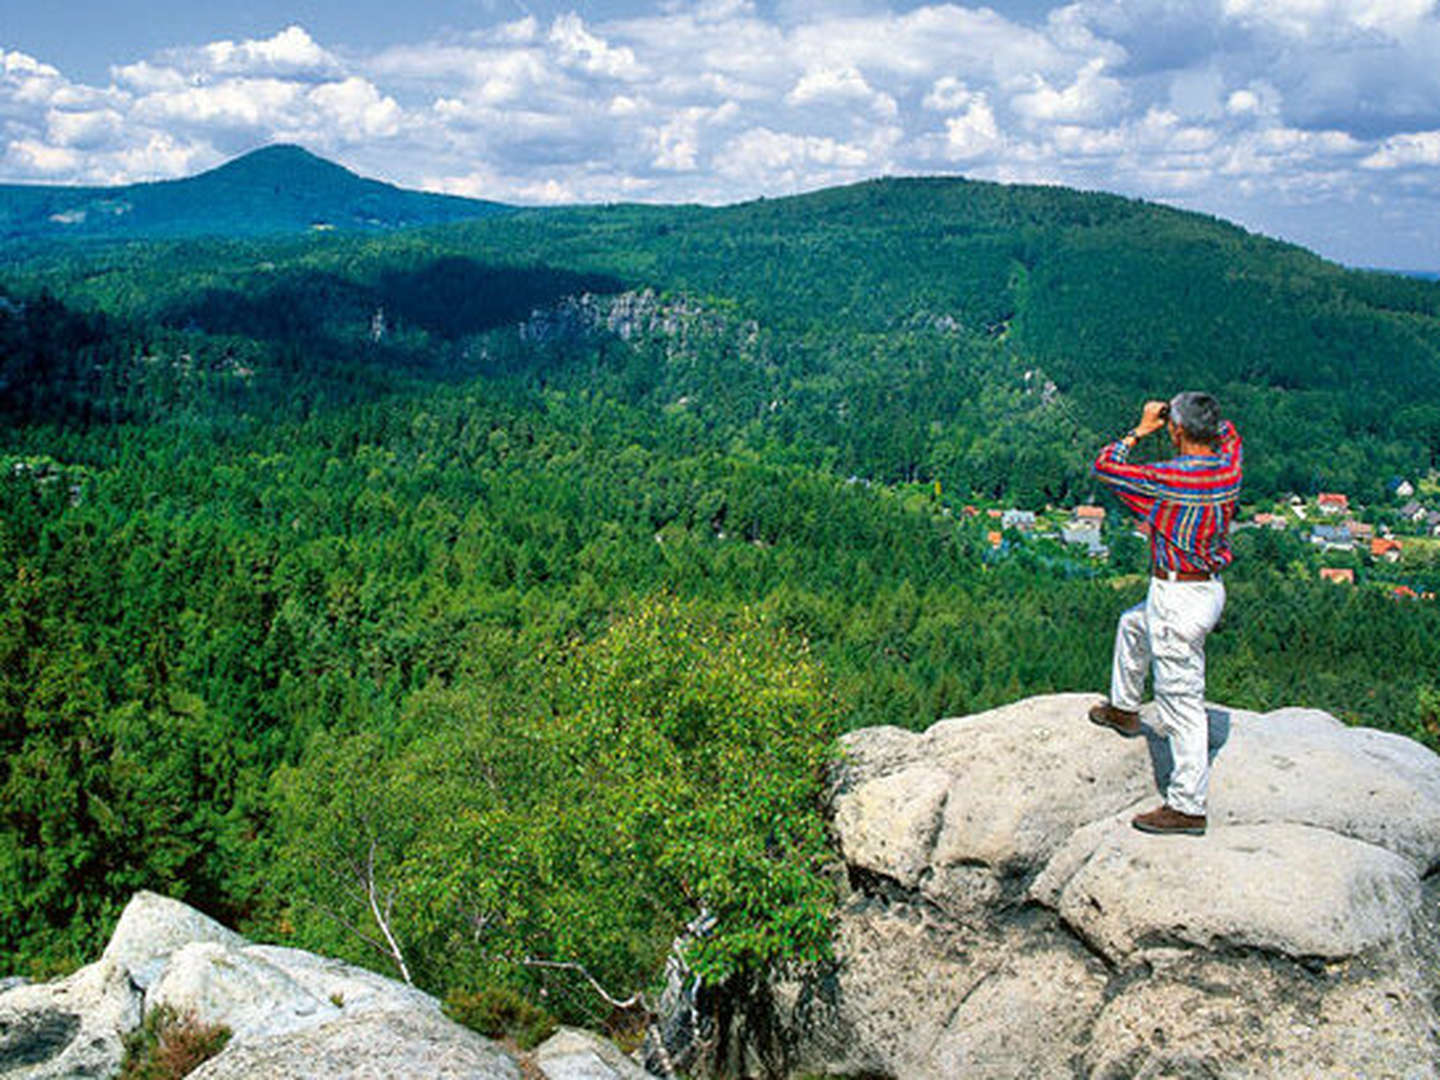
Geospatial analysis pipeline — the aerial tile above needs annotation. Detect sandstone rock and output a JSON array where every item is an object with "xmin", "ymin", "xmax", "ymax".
[
  {"xmin": 0, "ymin": 958, "xmax": 141, "ymax": 1079},
  {"xmin": 0, "ymin": 891, "xmax": 526, "ymax": 1080},
  {"xmin": 101, "ymin": 890, "xmax": 246, "ymax": 990},
  {"xmin": 832, "ymin": 693, "xmax": 1156, "ymax": 917},
  {"xmin": 146, "ymin": 941, "xmax": 340, "ymax": 1041},
  {"xmin": 1082, "ymin": 953, "xmax": 1440, "ymax": 1080},
  {"xmin": 774, "ymin": 905, "xmax": 1107, "ymax": 1080},
  {"xmin": 832, "ymin": 764, "xmax": 950, "ymax": 889},
  {"xmin": 186, "ymin": 1009, "xmax": 520, "ymax": 1080},
  {"xmin": 745, "ymin": 693, "xmax": 1440, "ymax": 1078},
  {"xmin": 1209, "ymin": 708, "xmax": 1440, "ymax": 868},
  {"xmin": 242, "ymin": 944, "xmax": 435, "ymax": 1017},
  {"xmin": 1047, "ymin": 822, "xmax": 1423, "ymax": 964},
  {"xmin": 533, "ymin": 1027, "xmax": 652, "ymax": 1080}
]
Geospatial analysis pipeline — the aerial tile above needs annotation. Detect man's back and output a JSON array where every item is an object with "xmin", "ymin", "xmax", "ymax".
[{"xmin": 1094, "ymin": 419, "xmax": 1243, "ymax": 574}]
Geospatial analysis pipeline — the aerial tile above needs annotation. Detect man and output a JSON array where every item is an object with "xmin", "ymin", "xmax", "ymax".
[{"xmin": 1088, "ymin": 392, "xmax": 1243, "ymax": 836}]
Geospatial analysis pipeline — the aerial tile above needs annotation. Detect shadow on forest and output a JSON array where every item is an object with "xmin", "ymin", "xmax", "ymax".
[
  {"xmin": 164, "ymin": 256, "xmax": 626, "ymax": 344},
  {"xmin": 378, "ymin": 258, "xmax": 624, "ymax": 340},
  {"xmin": 4, "ymin": 257, "xmax": 629, "ymax": 427}
]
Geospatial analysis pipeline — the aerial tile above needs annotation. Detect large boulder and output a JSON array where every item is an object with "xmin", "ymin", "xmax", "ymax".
[
  {"xmin": 0, "ymin": 891, "xmax": 521, "ymax": 1080},
  {"xmin": 186, "ymin": 1010, "xmax": 519, "ymax": 1080},
  {"xmin": 763, "ymin": 693, "xmax": 1440, "ymax": 1078},
  {"xmin": 0, "ymin": 958, "xmax": 141, "ymax": 1079},
  {"xmin": 533, "ymin": 1027, "xmax": 653, "ymax": 1080},
  {"xmin": 100, "ymin": 891, "xmax": 247, "ymax": 991}
]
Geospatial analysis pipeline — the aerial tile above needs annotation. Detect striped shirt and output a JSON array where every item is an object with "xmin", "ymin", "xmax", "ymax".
[{"xmin": 1093, "ymin": 420, "xmax": 1243, "ymax": 574}]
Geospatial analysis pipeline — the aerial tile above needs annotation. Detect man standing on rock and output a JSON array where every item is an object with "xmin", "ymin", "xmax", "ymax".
[{"xmin": 1087, "ymin": 392, "xmax": 1243, "ymax": 836}]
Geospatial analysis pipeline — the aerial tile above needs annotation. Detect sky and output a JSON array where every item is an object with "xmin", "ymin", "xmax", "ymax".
[{"xmin": 5, "ymin": 0, "xmax": 1440, "ymax": 268}]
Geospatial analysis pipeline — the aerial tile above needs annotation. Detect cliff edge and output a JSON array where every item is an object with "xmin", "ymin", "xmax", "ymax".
[{"xmin": 752, "ymin": 692, "xmax": 1440, "ymax": 1078}]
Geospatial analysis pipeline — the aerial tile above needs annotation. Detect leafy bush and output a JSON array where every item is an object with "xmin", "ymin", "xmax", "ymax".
[
  {"xmin": 272, "ymin": 595, "xmax": 841, "ymax": 1019},
  {"xmin": 119, "ymin": 1005, "xmax": 231, "ymax": 1080},
  {"xmin": 443, "ymin": 986, "xmax": 557, "ymax": 1050}
]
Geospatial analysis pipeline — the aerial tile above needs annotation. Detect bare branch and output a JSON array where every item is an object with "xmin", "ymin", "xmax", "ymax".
[
  {"xmin": 519, "ymin": 957, "xmax": 647, "ymax": 1011},
  {"xmin": 364, "ymin": 837, "xmax": 413, "ymax": 985}
]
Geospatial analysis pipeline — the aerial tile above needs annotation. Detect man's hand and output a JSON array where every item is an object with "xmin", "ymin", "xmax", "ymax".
[{"xmin": 1134, "ymin": 399, "xmax": 1170, "ymax": 438}]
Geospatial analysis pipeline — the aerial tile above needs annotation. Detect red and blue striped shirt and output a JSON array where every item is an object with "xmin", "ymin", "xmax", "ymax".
[{"xmin": 1093, "ymin": 420, "xmax": 1243, "ymax": 574}]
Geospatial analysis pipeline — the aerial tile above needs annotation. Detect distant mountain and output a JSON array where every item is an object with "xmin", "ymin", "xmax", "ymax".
[{"xmin": 0, "ymin": 145, "xmax": 511, "ymax": 241}]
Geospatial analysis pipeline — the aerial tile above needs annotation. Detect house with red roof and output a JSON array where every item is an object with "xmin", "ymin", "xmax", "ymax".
[
  {"xmin": 1371, "ymin": 538, "xmax": 1403, "ymax": 563},
  {"xmin": 1317, "ymin": 492, "xmax": 1349, "ymax": 515}
]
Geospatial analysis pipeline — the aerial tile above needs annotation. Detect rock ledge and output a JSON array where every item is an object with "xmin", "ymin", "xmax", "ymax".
[{"xmin": 763, "ymin": 693, "xmax": 1440, "ymax": 1078}]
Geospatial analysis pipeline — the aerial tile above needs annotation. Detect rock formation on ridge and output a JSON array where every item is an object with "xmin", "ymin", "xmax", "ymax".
[
  {"xmin": 754, "ymin": 692, "xmax": 1440, "ymax": 1078},
  {"xmin": 0, "ymin": 893, "xmax": 641, "ymax": 1080}
]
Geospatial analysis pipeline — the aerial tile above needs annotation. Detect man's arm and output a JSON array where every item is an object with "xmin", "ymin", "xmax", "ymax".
[
  {"xmin": 1093, "ymin": 400, "xmax": 1168, "ymax": 515},
  {"xmin": 1216, "ymin": 419, "xmax": 1242, "ymax": 472}
]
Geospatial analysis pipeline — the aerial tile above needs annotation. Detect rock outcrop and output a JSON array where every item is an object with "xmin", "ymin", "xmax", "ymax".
[
  {"xmin": 0, "ymin": 892, "xmax": 523, "ymax": 1079},
  {"xmin": 533, "ymin": 1027, "xmax": 655, "ymax": 1080},
  {"xmin": 761, "ymin": 693, "xmax": 1440, "ymax": 1078}
]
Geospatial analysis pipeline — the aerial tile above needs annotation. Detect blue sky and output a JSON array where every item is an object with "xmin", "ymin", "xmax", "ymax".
[{"xmin": 5, "ymin": 0, "xmax": 1440, "ymax": 268}]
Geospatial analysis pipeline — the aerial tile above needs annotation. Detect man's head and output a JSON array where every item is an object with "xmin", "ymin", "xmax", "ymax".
[{"xmin": 1167, "ymin": 391, "xmax": 1221, "ymax": 450}]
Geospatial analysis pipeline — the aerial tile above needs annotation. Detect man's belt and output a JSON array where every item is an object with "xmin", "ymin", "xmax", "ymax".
[{"xmin": 1153, "ymin": 568, "xmax": 1217, "ymax": 582}]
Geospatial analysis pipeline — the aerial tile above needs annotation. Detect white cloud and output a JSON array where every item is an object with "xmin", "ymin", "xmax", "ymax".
[
  {"xmin": 786, "ymin": 66, "xmax": 898, "ymax": 117},
  {"xmin": 308, "ymin": 78, "xmax": 403, "ymax": 139},
  {"xmin": 133, "ymin": 78, "xmax": 304, "ymax": 131},
  {"xmin": 943, "ymin": 100, "xmax": 1004, "ymax": 161},
  {"xmin": 651, "ymin": 101, "xmax": 740, "ymax": 171},
  {"xmin": 1222, "ymin": 0, "xmax": 1436, "ymax": 38},
  {"xmin": 548, "ymin": 13, "xmax": 641, "ymax": 79},
  {"xmin": 1227, "ymin": 89, "xmax": 1263, "ymax": 115},
  {"xmin": 1362, "ymin": 130, "xmax": 1440, "ymax": 168},
  {"xmin": 111, "ymin": 60, "xmax": 188, "ymax": 94},
  {"xmin": 1048, "ymin": 123, "xmax": 1127, "ymax": 157},
  {"xmin": 716, "ymin": 126, "xmax": 872, "ymax": 189},
  {"xmin": 1012, "ymin": 58, "xmax": 1128, "ymax": 125},
  {"xmin": 200, "ymin": 26, "xmax": 341, "ymax": 79},
  {"xmin": 108, "ymin": 132, "xmax": 210, "ymax": 182},
  {"xmin": 47, "ymin": 107, "xmax": 127, "ymax": 149},
  {"xmin": 690, "ymin": 0, "xmax": 758, "ymax": 20},
  {"xmin": 3, "ymin": 50, "xmax": 61, "ymax": 79},
  {"xmin": 789, "ymin": 6, "xmax": 1080, "ymax": 82},
  {"xmin": 5, "ymin": 137, "xmax": 81, "ymax": 175},
  {"xmin": 2, "ymin": 49, "xmax": 70, "ymax": 109},
  {"xmin": 495, "ymin": 16, "xmax": 541, "ymax": 44},
  {"xmin": 923, "ymin": 76, "xmax": 979, "ymax": 112}
]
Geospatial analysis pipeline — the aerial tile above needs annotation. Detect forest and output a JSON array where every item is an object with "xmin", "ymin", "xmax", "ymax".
[{"xmin": 3, "ymin": 174, "xmax": 1439, "ymax": 1040}]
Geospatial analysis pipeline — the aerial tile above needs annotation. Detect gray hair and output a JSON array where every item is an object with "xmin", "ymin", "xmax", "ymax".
[{"xmin": 1169, "ymin": 391, "xmax": 1221, "ymax": 445}]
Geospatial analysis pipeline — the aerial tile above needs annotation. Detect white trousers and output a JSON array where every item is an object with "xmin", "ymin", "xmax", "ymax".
[{"xmin": 1110, "ymin": 576, "xmax": 1226, "ymax": 816}]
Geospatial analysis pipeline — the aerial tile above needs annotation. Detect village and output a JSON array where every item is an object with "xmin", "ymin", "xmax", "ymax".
[{"xmin": 956, "ymin": 470, "xmax": 1440, "ymax": 599}]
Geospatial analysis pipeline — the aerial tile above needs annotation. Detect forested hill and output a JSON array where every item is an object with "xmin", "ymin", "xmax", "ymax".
[
  {"xmin": 465, "ymin": 177, "xmax": 1440, "ymax": 497},
  {"xmin": 12, "ymin": 171, "xmax": 1440, "ymax": 498},
  {"xmin": 0, "ymin": 144, "xmax": 510, "ymax": 241}
]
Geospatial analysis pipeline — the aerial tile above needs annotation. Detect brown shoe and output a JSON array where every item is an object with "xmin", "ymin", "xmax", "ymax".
[
  {"xmin": 1088, "ymin": 701, "xmax": 1141, "ymax": 737},
  {"xmin": 1133, "ymin": 805, "xmax": 1207, "ymax": 836}
]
